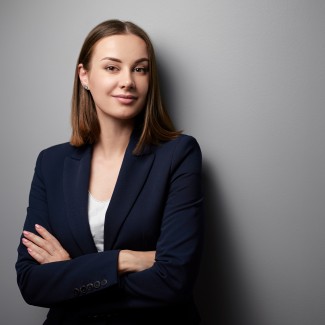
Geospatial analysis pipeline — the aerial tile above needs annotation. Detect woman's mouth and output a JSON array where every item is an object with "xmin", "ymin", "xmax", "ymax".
[{"xmin": 113, "ymin": 94, "xmax": 138, "ymax": 105}]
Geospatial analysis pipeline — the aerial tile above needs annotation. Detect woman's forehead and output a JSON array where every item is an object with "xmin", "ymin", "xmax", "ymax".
[{"xmin": 92, "ymin": 34, "xmax": 148, "ymax": 62}]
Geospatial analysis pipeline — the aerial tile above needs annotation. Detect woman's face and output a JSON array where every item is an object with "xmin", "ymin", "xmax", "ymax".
[{"xmin": 79, "ymin": 34, "xmax": 149, "ymax": 123}]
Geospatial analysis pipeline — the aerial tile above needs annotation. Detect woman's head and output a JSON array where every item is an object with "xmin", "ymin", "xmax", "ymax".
[{"xmin": 70, "ymin": 19, "xmax": 180, "ymax": 153}]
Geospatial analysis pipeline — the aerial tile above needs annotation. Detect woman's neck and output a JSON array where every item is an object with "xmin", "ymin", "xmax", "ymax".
[{"xmin": 95, "ymin": 119, "xmax": 134, "ymax": 159}]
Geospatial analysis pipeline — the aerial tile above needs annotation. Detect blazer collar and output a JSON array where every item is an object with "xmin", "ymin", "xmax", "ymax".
[
  {"xmin": 63, "ymin": 132, "xmax": 155, "ymax": 254},
  {"xmin": 104, "ymin": 135, "xmax": 155, "ymax": 250},
  {"xmin": 63, "ymin": 144, "xmax": 95, "ymax": 254}
]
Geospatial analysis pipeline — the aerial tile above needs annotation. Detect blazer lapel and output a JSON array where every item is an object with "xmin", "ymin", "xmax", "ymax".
[
  {"xmin": 63, "ymin": 145, "xmax": 98, "ymax": 254},
  {"xmin": 104, "ymin": 135, "xmax": 155, "ymax": 250}
]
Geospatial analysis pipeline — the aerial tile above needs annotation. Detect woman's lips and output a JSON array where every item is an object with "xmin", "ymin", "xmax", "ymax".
[{"xmin": 113, "ymin": 94, "xmax": 137, "ymax": 105}]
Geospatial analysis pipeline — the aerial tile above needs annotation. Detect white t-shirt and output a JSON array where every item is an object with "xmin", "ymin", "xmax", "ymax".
[{"xmin": 88, "ymin": 192, "xmax": 110, "ymax": 252}]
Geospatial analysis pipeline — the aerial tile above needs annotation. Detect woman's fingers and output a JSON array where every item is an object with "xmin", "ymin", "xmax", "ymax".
[
  {"xmin": 23, "ymin": 230, "xmax": 54, "ymax": 254},
  {"xmin": 22, "ymin": 237, "xmax": 49, "ymax": 264},
  {"xmin": 22, "ymin": 225, "xmax": 71, "ymax": 264},
  {"xmin": 34, "ymin": 224, "xmax": 63, "ymax": 254},
  {"xmin": 34, "ymin": 225, "xmax": 71, "ymax": 260},
  {"xmin": 35, "ymin": 224, "xmax": 61, "ymax": 248}
]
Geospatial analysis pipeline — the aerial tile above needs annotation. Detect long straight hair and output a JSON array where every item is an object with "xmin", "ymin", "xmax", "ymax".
[{"xmin": 70, "ymin": 19, "xmax": 181, "ymax": 154}]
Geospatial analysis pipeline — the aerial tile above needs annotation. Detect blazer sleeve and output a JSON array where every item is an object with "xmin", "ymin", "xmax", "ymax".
[
  {"xmin": 119, "ymin": 135, "xmax": 205, "ymax": 303},
  {"xmin": 15, "ymin": 150, "xmax": 120, "ymax": 307}
]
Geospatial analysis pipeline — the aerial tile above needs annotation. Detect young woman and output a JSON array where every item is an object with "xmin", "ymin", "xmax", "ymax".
[{"xmin": 16, "ymin": 19, "xmax": 204, "ymax": 324}]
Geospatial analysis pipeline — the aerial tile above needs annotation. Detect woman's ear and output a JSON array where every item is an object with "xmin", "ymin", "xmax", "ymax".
[{"xmin": 78, "ymin": 63, "xmax": 89, "ymax": 88}]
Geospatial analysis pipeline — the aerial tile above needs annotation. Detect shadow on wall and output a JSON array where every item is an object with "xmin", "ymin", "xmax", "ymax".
[
  {"xmin": 194, "ymin": 160, "xmax": 254, "ymax": 325},
  {"xmin": 157, "ymin": 57, "xmax": 256, "ymax": 324}
]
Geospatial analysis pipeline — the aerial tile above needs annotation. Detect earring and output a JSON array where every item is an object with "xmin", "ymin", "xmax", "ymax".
[{"xmin": 83, "ymin": 84, "xmax": 89, "ymax": 90}]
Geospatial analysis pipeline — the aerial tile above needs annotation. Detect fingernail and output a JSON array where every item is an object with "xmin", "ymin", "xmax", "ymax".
[
  {"xmin": 23, "ymin": 230, "xmax": 29, "ymax": 236},
  {"xmin": 35, "ymin": 224, "xmax": 41, "ymax": 229},
  {"xmin": 22, "ymin": 238, "xmax": 28, "ymax": 243}
]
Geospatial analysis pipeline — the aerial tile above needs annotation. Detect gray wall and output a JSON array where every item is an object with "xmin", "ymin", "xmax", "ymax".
[{"xmin": 1, "ymin": 1, "xmax": 324, "ymax": 324}]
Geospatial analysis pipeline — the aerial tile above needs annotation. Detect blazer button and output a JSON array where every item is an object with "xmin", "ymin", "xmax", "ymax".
[
  {"xmin": 73, "ymin": 288, "xmax": 80, "ymax": 296},
  {"xmin": 80, "ymin": 285, "xmax": 87, "ymax": 294},
  {"xmin": 87, "ymin": 283, "xmax": 94, "ymax": 291},
  {"xmin": 94, "ymin": 281, "xmax": 100, "ymax": 289},
  {"xmin": 101, "ymin": 279, "xmax": 108, "ymax": 286}
]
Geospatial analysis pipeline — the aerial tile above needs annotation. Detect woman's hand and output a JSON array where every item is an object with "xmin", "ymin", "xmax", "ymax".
[
  {"xmin": 22, "ymin": 224, "xmax": 71, "ymax": 264},
  {"xmin": 118, "ymin": 250, "xmax": 156, "ymax": 275}
]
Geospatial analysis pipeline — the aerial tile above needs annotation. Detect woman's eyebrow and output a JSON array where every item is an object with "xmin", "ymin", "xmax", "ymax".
[
  {"xmin": 100, "ymin": 57, "xmax": 121, "ymax": 62},
  {"xmin": 100, "ymin": 57, "xmax": 149, "ymax": 64}
]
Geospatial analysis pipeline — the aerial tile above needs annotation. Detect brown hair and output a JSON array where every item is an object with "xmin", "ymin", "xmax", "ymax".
[{"xmin": 70, "ymin": 19, "xmax": 181, "ymax": 154}]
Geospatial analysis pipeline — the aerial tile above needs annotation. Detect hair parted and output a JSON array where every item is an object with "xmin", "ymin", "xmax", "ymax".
[{"xmin": 70, "ymin": 19, "xmax": 181, "ymax": 155}]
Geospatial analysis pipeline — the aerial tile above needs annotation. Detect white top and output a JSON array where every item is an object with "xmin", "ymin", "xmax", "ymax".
[{"xmin": 88, "ymin": 192, "xmax": 110, "ymax": 252}]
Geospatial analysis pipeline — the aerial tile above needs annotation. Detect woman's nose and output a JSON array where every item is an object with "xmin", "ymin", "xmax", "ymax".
[
  {"xmin": 119, "ymin": 71, "xmax": 135, "ymax": 89},
  {"xmin": 121, "ymin": 80, "xmax": 135, "ymax": 89}
]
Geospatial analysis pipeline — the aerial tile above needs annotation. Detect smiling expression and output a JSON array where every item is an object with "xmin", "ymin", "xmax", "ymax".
[{"xmin": 79, "ymin": 34, "xmax": 149, "ymax": 123}]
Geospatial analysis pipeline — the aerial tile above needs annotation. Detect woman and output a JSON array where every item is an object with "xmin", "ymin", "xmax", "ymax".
[{"xmin": 16, "ymin": 19, "xmax": 204, "ymax": 324}]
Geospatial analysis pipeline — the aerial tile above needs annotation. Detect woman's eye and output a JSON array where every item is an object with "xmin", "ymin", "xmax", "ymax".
[
  {"xmin": 105, "ymin": 66, "xmax": 118, "ymax": 72},
  {"xmin": 134, "ymin": 67, "xmax": 148, "ymax": 74}
]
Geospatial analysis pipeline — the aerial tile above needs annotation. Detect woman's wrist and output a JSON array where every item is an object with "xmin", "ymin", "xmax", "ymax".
[
  {"xmin": 118, "ymin": 250, "xmax": 156, "ymax": 275},
  {"xmin": 118, "ymin": 250, "xmax": 133, "ymax": 274}
]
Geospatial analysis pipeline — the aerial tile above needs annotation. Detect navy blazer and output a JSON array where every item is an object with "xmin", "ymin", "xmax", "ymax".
[{"xmin": 15, "ymin": 132, "xmax": 204, "ymax": 323}]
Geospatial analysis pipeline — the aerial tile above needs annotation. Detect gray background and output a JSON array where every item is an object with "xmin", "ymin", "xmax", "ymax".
[{"xmin": 1, "ymin": 1, "xmax": 324, "ymax": 324}]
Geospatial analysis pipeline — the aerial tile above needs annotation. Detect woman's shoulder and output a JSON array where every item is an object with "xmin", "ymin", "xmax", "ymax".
[
  {"xmin": 151, "ymin": 134, "xmax": 203, "ymax": 173},
  {"xmin": 40, "ymin": 142, "xmax": 77, "ymax": 155},
  {"xmin": 159, "ymin": 134, "xmax": 201, "ymax": 151},
  {"xmin": 153, "ymin": 134, "xmax": 202, "ymax": 160},
  {"xmin": 37, "ymin": 142, "xmax": 90, "ymax": 162}
]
